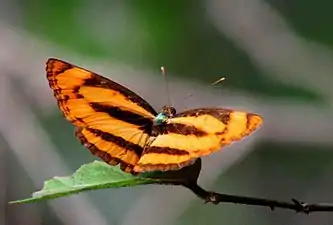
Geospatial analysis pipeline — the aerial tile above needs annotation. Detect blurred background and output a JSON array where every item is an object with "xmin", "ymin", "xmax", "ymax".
[{"xmin": 1, "ymin": 0, "xmax": 333, "ymax": 224}]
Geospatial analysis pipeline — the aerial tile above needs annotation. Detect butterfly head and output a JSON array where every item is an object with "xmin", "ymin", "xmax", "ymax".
[
  {"xmin": 161, "ymin": 105, "xmax": 176, "ymax": 117},
  {"xmin": 154, "ymin": 105, "xmax": 176, "ymax": 125}
]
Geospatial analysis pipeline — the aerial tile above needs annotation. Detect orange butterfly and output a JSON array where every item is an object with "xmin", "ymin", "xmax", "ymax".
[{"xmin": 46, "ymin": 58, "xmax": 263, "ymax": 174}]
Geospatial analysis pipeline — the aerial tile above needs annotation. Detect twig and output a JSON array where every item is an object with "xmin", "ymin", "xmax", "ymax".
[
  {"xmin": 148, "ymin": 158, "xmax": 333, "ymax": 214},
  {"xmin": 181, "ymin": 181, "xmax": 333, "ymax": 214}
]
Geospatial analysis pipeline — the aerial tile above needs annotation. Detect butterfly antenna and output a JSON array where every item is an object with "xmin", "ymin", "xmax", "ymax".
[
  {"xmin": 161, "ymin": 66, "xmax": 172, "ymax": 106},
  {"xmin": 183, "ymin": 93, "xmax": 194, "ymax": 99},
  {"xmin": 181, "ymin": 77, "xmax": 226, "ymax": 104},
  {"xmin": 179, "ymin": 77, "xmax": 226, "ymax": 110},
  {"xmin": 211, "ymin": 77, "xmax": 226, "ymax": 85}
]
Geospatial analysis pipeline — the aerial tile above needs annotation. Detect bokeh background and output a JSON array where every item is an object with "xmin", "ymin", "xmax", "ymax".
[{"xmin": 1, "ymin": 0, "xmax": 333, "ymax": 224}]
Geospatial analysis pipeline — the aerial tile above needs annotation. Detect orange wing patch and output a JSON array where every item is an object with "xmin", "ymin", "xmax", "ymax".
[
  {"xmin": 134, "ymin": 108, "xmax": 262, "ymax": 172},
  {"xmin": 75, "ymin": 127, "xmax": 146, "ymax": 173},
  {"xmin": 46, "ymin": 58, "xmax": 157, "ymax": 174}
]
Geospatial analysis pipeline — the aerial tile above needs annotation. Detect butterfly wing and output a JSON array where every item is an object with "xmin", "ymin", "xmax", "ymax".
[
  {"xmin": 134, "ymin": 108, "xmax": 263, "ymax": 172},
  {"xmin": 46, "ymin": 58, "xmax": 157, "ymax": 173}
]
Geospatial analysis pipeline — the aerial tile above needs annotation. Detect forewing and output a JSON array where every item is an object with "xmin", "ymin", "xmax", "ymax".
[{"xmin": 46, "ymin": 58, "xmax": 157, "ymax": 173}]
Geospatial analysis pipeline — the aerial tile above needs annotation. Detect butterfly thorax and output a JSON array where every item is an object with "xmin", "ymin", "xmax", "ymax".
[
  {"xmin": 153, "ymin": 105, "xmax": 176, "ymax": 125},
  {"xmin": 154, "ymin": 113, "xmax": 168, "ymax": 125}
]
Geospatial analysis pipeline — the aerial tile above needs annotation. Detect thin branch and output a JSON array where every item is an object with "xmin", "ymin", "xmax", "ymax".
[
  {"xmin": 181, "ymin": 181, "xmax": 333, "ymax": 214},
  {"xmin": 148, "ymin": 159, "xmax": 333, "ymax": 214}
]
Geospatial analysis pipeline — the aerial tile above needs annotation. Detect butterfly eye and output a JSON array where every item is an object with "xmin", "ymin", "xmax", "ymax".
[{"xmin": 168, "ymin": 107, "xmax": 176, "ymax": 117}]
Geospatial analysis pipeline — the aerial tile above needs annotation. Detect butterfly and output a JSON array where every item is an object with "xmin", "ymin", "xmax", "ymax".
[{"xmin": 46, "ymin": 58, "xmax": 263, "ymax": 175}]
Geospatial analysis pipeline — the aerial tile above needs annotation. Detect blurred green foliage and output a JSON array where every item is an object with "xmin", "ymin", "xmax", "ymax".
[
  {"xmin": 9, "ymin": 0, "xmax": 333, "ymax": 224},
  {"xmin": 23, "ymin": 0, "xmax": 324, "ymax": 101}
]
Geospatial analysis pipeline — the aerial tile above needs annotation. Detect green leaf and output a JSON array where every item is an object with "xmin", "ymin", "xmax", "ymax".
[
  {"xmin": 10, "ymin": 158, "xmax": 202, "ymax": 204},
  {"xmin": 10, "ymin": 161, "xmax": 159, "ymax": 204}
]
